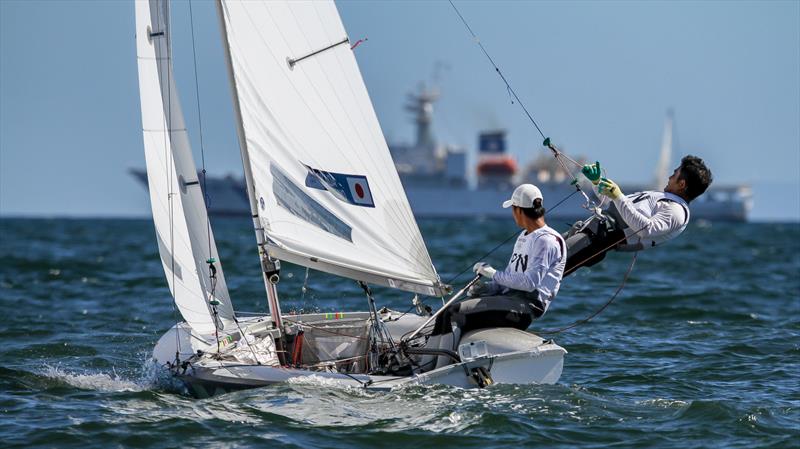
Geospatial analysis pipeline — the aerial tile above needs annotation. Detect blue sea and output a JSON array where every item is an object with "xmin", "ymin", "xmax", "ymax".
[{"xmin": 0, "ymin": 217, "xmax": 798, "ymax": 448}]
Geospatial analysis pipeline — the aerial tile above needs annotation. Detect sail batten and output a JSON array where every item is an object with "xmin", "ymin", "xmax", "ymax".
[
  {"xmin": 135, "ymin": 0, "xmax": 236, "ymax": 336},
  {"xmin": 220, "ymin": 0, "xmax": 445, "ymax": 296}
]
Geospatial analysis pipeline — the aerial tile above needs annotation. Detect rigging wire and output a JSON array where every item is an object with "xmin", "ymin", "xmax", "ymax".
[
  {"xmin": 447, "ymin": 1, "xmax": 607, "ymax": 214},
  {"xmin": 187, "ymin": 0, "xmax": 219, "ymax": 343},
  {"xmin": 187, "ymin": 0, "xmax": 260, "ymax": 363},
  {"xmin": 188, "ymin": 0, "xmax": 212, "ymax": 253},
  {"xmin": 447, "ymin": 0, "xmax": 546, "ymax": 141}
]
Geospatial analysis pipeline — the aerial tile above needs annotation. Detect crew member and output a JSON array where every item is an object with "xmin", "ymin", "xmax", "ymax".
[
  {"xmin": 452, "ymin": 184, "xmax": 566, "ymax": 332},
  {"xmin": 564, "ymin": 155, "xmax": 713, "ymax": 275}
]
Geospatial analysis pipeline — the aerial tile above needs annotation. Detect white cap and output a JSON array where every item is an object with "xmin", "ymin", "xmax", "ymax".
[{"xmin": 502, "ymin": 184, "xmax": 543, "ymax": 208}]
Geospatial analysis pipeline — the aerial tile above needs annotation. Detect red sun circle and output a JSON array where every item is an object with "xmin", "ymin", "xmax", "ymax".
[{"xmin": 355, "ymin": 183, "xmax": 364, "ymax": 198}]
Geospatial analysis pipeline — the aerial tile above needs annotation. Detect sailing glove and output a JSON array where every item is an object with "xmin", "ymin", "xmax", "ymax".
[
  {"xmin": 598, "ymin": 177, "xmax": 623, "ymax": 199},
  {"xmin": 467, "ymin": 281, "xmax": 484, "ymax": 297},
  {"xmin": 582, "ymin": 161, "xmax": 602, "ymax": 184},
  {"xmin": 473, "ymin": 262, "xmax": 497, "ymax": 279}
]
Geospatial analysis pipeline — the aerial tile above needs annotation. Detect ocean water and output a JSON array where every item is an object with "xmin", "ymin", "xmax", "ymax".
[{"xmin": 0, "ymin": 217, "xmax": 798, "ymax": 448}]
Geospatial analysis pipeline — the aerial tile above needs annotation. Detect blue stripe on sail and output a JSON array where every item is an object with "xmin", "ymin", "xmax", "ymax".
[{"xmin": 271, "ymin": 163, "xmax": 353, "ymax": 242}]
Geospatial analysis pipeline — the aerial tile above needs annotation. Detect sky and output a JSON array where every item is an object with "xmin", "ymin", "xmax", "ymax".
[{"xmin": 1, "ymin": 0, "xmax": 798, "ymax": 221}]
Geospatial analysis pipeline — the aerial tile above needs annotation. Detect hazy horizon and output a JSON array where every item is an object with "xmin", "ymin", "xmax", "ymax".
[{"xmin": 1, "ymin": 1, "xmax": 798, "ymax": 221}]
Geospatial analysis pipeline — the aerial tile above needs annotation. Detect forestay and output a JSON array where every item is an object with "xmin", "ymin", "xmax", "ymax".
[
  {"xmin": 219, "ymin": 0, "xmax": 446, "ymax": 296},
  {"xmin": 135, "ymin": 0, "xmax": 235, "ymax": 335}
]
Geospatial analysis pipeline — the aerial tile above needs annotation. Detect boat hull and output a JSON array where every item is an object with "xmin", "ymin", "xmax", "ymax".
[
  {"xmin": 154, "ymin": 314, "xmax": 566, "ymax": 398},
  {"xmin": 177, "ymin": 343, "xmax": 565, "ymax": 398}
]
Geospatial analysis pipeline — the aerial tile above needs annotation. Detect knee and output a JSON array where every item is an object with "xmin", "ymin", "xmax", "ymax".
[{"xmin": 566, "ymin": 232, "xmax": 591, "ymax": 253}]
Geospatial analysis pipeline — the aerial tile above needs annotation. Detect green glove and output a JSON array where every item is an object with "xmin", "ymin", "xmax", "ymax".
[
  {"xmin": 582, "ymin": 161, "xmax": 602, "ymax": 184},
  {"xmin": 598, "ymin": 177, "xmax": 623, "ymax": 199}
]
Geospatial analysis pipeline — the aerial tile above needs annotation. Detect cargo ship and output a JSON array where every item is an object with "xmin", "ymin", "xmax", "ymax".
[{"xmin": 132, "ymin": 89, "xmax": 752, "ymax": 221}]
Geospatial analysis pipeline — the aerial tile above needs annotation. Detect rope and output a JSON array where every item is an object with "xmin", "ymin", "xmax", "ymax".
[
  {"xmin": 535, "ymin": 223, "xmax": 649, "ymax": 334},
  {"xmin": 537, "ymin": 252, "xmax": 637, "ymax": 334},
  {"xmin": 282, "ymin": 317, "xmax": 372, "ymax": 342}
]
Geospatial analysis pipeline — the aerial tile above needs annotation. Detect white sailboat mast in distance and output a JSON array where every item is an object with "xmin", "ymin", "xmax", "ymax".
[{"xmin": 652, "ymin": 109, "xmax": 674, "ymax": 190}]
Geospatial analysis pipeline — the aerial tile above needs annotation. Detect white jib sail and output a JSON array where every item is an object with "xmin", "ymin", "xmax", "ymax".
[
  {"xmin": 135, "ymin": 0, "xmax": 235, "ymax": 336},
  {"xmin": 219, "ymin": 0, "xmax": 445, "ymax": 297}
]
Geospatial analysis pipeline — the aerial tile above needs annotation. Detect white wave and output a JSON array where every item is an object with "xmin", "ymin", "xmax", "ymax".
[
  {"xmin": 637, "ymin": 398, "xmax": 689, "ymax": 408},
  {"xmin": 286, "ymin": 374, "xmax": 376, "ymax": 397},
  {"xmin": 41, "ymin": 364, "xmax": 149, "ymax": 393},
  {"xmin": 287, "ymin": 373, "xmax": 360, "ymax": 388}
]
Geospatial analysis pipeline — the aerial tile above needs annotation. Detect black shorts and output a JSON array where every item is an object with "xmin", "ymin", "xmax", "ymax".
[{"xmin": 436, "ymin": 294, "xmax": 544, "ymax": 335}]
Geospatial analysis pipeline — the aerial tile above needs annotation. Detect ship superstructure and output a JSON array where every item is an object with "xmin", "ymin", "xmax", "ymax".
[{"xmin": 386, "ymin": 89, "xmax": 751, "ymax": 221}]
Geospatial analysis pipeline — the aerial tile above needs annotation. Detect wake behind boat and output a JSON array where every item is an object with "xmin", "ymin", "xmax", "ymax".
[{"xmin": 136, "ymin": 0, "xmax": 565, "ymax": 398}]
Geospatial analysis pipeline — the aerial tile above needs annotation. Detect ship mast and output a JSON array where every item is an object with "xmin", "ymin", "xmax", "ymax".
[{"xmin": 406, "ymin": 85, "xmax": 439, "ymax": 152}]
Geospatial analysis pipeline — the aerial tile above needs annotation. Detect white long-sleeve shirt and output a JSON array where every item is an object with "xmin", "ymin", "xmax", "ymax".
[
  {"xmin": 490, "ymin": 225, "xmax": 566, "ymax": 312},
  {"xmin": 612, "ymin": 191, "xmax": 690, "ymax": 248}
]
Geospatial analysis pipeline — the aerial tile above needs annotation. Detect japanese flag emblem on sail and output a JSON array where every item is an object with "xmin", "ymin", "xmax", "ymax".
[
  {"xmin": 346, "ymin": 176, "xmax": 373, "ymax": 206},
  {"xmin": 303, "ymin": 164, "xmax": 375, "ymax": 208}
]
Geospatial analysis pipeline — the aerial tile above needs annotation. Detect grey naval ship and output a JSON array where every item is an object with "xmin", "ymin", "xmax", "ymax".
[{"xmin": 132, "ymin": 89, "xmax": 752, "ymax": 221}]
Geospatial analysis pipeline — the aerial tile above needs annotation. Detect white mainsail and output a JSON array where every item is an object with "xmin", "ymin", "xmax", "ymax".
[
  {"xmin": 218, "ymin": 0, "xmax": 446, "ymax": 297},
  {"xmin": 135, "ymin": 0, "xmax": 235, "ymax": 335}
]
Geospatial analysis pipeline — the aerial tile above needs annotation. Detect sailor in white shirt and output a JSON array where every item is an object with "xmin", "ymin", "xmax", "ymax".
[
  {"xmin": 448, "ymin": 184, "xmax": 566, "ymax": 333},
  {"xmin": 564, "ymin": 155, "xmax": 713, "ymax": 275}
]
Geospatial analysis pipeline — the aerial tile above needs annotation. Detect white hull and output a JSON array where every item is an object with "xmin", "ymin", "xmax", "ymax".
[
  {"xmin": 153, "ymin": 313, "xmax": 566, "ymax": 398},
  {"xmin": 131, "ymin": 169, "xmax": 752, "ymax": 221},
  {"xmin": 402, "ymin": 183, "xmax": 752, "ymax": 221}
]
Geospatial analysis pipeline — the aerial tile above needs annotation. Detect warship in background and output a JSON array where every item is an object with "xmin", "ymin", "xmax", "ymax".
[
  {"xmin": 131, "ymin": 89, "xmax": 752, "ymax": 221},
  {"xmin": 390, "ymin": 90, "xmax": 751, "ymax": 220}
]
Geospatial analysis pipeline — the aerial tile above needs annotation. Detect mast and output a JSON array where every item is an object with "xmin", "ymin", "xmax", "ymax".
[{"xmin": 214, "ymin": 0, "xmax": 283, "ymax": 332}]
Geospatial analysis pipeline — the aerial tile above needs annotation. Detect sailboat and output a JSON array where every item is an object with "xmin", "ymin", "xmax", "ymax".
[{"xmin": 135, "ymin": 0, "xmax": 566, "ymax": 398}]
